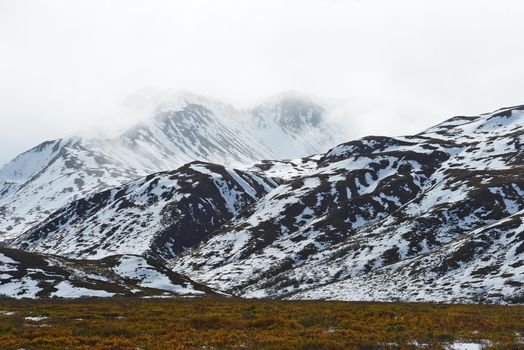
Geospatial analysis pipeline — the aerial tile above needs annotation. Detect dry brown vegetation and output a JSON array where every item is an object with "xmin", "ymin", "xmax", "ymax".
[{"xmin": 0, "ymin": 297, "xmax": 523, "ymax": 349}]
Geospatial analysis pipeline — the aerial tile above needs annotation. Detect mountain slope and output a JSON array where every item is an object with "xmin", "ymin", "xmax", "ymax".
[
  {"xmin": 0, "ymin": 247, "xmax": 216, "ymax": 299},
  {"xmin": 11, "ymin": 162, "xmax": 279, "ymax": 260},
  {"xmin": 171, "ymin": 105, "xmax": 524, "ymax": 304},
  {"xmin": 293, "ymin": 210, "xmax": 524, "ymax": 303},
  {"xmin": 0, "ymin": 92, "xmax": 343, "ymax": 242},
  {"xmin": 5, "ymin": 151, "xmax": 322, "ymax": 263}
]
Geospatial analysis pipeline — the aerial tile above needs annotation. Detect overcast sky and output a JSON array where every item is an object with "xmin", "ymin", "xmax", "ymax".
[{"xmin": 1, "ymin": 0, "xmax": 524, "ymax": 164}]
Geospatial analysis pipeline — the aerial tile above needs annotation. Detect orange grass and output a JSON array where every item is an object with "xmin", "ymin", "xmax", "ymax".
[{"xmin": 0, "ymin": 297, "xmax": 522, "ymax": 349}]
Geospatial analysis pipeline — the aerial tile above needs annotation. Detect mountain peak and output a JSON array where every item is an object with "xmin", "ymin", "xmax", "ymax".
[
  {"xmin": 252, "ymin": 91, "xmax": 325, "ymax": 130},
  {"xmin": 0, "ymin": 91, "xmax": 344, "ymax": 241}
]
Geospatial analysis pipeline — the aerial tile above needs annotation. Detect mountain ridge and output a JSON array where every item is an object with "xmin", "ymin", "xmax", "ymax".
[
  {"xmin": 11, "ymin": 161, "xmax": 279, "ymax": 260},
  {"xmin": 0, "ymin": 92, "xmax": 344, "ymax": 242},
  {"xmin": 170, "ymin": 104, "xmax": 524, "ymax": 303}
]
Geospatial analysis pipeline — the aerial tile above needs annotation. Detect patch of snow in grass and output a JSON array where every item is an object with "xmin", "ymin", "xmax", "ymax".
[
  {"xmin": 446, "ymin": 342, "xmax": 487, "ymax": 350},
  {"xmin": 25, "ymin": 316, "xmax": 48, "ymax": 322}
]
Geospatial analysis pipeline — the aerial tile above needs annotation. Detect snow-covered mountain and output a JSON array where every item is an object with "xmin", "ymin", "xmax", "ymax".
[
  {"xmin": 11, "ymin": 162, "xmax": 278, "ymax": 260},
  {"xmin": 170, "ymin": 104, "xmax": 524, "ymax": 304},
  {"xmin": 0, "ymin": 91, "xmax": 344, "ymax": 242},
  {"xmin": 249, "ymin": 92, "xmax": 338, "ymax": 157},
  {"xmin": 5, "ymin": 102, "xmax": 524, "ymax": 303},
  {"xmin": 0, "ymin": 247, "xmax": 216, "ymax": 299}
]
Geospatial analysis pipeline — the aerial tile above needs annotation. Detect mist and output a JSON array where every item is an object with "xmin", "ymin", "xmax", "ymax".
[{"xmin": 1, "ymin": 0, "xmax": 524, "ymax": 164}]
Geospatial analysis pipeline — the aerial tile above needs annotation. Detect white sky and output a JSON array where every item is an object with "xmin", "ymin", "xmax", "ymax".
[{"xmin": 1, "ymin": 0, "xmax": 524, "ymax": 164}]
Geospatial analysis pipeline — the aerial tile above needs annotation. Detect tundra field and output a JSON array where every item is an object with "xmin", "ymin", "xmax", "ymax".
[{"xmin": 0, "ymin": 297, "xmax": 522, "ymax": 350}]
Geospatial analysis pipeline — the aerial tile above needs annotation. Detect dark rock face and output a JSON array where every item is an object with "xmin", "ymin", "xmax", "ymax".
[{"xmin": 11, "ymin": 162, "xmax": 279, "ymax": 261}]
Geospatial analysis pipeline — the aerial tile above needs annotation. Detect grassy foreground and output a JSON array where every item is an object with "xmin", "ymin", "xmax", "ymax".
[{"xmin": 0, "ymin": 297, "xmax": 523, "ymax": 350}]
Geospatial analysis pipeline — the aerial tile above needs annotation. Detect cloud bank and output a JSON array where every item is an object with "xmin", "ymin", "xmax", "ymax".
[{"xmin": 1, "ymin": 0, "xmax": 524, "ymax": 163}]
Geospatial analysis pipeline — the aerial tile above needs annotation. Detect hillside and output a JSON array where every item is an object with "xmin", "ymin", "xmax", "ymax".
[
  {"xmin": 171, "ymin": 105, "xmax": 524, "ymax": 303},
  {"xmin": 0, "ymin": 247, "xmax": 216, "ymax": 298},
  {"xmin": 11, "ymin": 162, "xmax": 278, "ymax": 260},
  {"xmin": 0, "ymin": 92, "xmax": 343, "ymax": 242}
]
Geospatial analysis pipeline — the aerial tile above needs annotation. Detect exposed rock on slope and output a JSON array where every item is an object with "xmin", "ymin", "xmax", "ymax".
[
  {"xmin": 0, "ymin": 247, "xmax": 216, "ymax": 299},
  {"xmin": 11, "ymin": 162, "xmax": 279, "ymax": 260},
  {"xmin": 293, "ymin": 210, "xmax": 524, "ymax": 304},
  {"xmin": 172, "ymin": 105, "xmax": 524, "ymax": 303}
]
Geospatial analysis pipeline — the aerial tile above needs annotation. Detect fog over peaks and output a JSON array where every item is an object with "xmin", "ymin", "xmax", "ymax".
[{"xmin": 1, "ymin": 0, "xmax": 524, "ymax": 163}]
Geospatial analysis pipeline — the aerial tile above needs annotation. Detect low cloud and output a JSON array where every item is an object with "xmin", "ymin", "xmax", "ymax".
[{"xmin": 1, "ymin": 0, "xmax": 524, "ymax": 163}]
